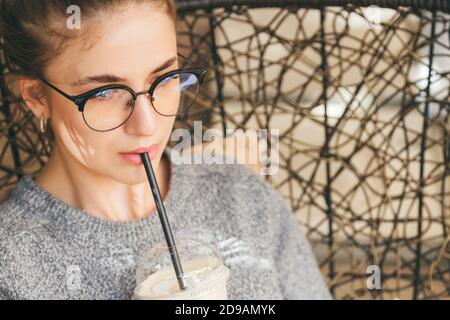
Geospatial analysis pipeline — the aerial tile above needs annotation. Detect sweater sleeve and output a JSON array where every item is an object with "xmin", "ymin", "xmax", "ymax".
[
  {"xmin": 0, "ymin": 287, "xmax": 10, "ymax": 300},
  {"xmin": 264, "ymin": 183, "xmax": 333, "ymax": 300},
  {"xmin": 0, "ymin": 229, "xmax": 14, "ymax": 300},
  {"xmin": 0, "ymin": 254, "xmax": 11, "ymax": 300}
]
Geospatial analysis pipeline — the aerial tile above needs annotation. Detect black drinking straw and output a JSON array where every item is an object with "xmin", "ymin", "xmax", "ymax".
[{"xmin": 140, "ymin": 152, "xmax": 188, "ymax": 291}]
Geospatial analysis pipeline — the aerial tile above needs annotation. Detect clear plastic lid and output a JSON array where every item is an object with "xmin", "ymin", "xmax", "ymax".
[{"xmin": 134, "ymin": 236, "xmax": 229, "ymax": 298}]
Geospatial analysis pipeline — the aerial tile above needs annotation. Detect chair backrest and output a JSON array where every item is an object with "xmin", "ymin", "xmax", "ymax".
[{"xmin": 1, "ymin": 0, "xmax": 449, "ymax": 299}]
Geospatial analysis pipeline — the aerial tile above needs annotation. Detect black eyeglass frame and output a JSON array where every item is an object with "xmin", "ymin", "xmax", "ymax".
[{"xmin": 39, "ymin": 63, "xmax": 207, "ymax": 132}]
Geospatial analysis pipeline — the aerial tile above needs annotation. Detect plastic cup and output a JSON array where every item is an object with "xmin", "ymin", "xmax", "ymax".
[{"xmin": 133, "ymin": 237, "xmax": 231, "ymax": 300}]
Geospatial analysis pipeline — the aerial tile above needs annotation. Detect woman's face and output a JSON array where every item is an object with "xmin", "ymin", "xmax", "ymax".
[{"xmin": 42, "ymin": 5, "xmax": 178, "ymax": 184}]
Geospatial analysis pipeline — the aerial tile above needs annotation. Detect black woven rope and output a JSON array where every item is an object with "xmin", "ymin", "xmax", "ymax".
[{"xmin": 177, "ymin": 0, "xmax": 450, "ymax": 13}]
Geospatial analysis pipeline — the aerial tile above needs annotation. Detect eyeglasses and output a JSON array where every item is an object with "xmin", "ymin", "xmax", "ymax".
[{"xmin": 39, "ymin": 57, "xmax": 206, "ymax": 132}]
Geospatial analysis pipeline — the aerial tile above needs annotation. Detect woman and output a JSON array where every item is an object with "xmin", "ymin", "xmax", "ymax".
[{"xmin": 0, "ymin": 0, "xmax": 332, "ymax": 299}]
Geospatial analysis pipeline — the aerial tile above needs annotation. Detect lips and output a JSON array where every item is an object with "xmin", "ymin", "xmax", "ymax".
[
  {"xmin": 122, "ymin": 143, "xmax": 160, "ymax": 154},
  {"xmin": 119, "ymin": 143, "xmax": 160, "ymax": 165}
]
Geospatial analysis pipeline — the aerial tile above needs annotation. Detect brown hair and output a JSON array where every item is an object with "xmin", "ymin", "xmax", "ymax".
[{"xmin": 0, "ymin": 0, "xmax": 177, "ymax": 79}]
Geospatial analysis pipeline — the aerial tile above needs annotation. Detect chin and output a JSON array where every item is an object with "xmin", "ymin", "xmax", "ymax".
[{"xmin": 119, "ymin": 159, "xmax": 164, "ymax": 183}]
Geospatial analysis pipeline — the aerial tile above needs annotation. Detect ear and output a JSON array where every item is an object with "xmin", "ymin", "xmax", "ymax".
[{"xmin": 19, "ymin": 77, "xmax": 51, "ymax": 119}]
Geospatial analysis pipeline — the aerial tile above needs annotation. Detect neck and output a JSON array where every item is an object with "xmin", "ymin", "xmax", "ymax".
[{"xmin": 35, "ymin": 142, "xmax": 171, "ymax": 222}]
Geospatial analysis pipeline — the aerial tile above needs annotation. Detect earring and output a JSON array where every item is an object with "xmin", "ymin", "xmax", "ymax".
[{"xmin": 40, "ymin": 115, "xmax": 48, "ymax": 133}]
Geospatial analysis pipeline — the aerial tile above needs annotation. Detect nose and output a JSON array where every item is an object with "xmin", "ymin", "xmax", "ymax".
[{"xmin": 122, "ymin": 92, "xmax": 158, "ymax": 136}]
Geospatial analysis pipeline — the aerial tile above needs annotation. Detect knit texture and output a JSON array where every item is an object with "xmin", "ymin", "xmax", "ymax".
[{"xmin": 0, "ymin": 147, "xmax": 332, "ymax": 300}]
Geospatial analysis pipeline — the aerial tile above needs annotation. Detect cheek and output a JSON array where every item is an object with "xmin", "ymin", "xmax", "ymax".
[
  {"xmin": 159, "ymin": 115, "xmax": 177, "ymax": 143},
  {"xmin": 50, "ymin": 97, "xmax": 86, "ymax": 146},
  {"xmin": 50, "ymin": 97, "xmax": 118, "ymax": 166}
]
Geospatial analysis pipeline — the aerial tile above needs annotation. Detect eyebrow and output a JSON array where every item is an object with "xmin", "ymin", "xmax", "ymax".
[{"xmin": 70, "ymin": 56, "xmax": 177, "ymax": 86}]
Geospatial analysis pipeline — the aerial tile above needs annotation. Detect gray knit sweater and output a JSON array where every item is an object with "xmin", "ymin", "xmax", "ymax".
[{"xmin": 0, "ymin": 148, "xmax": 332, "ymax": 300}]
